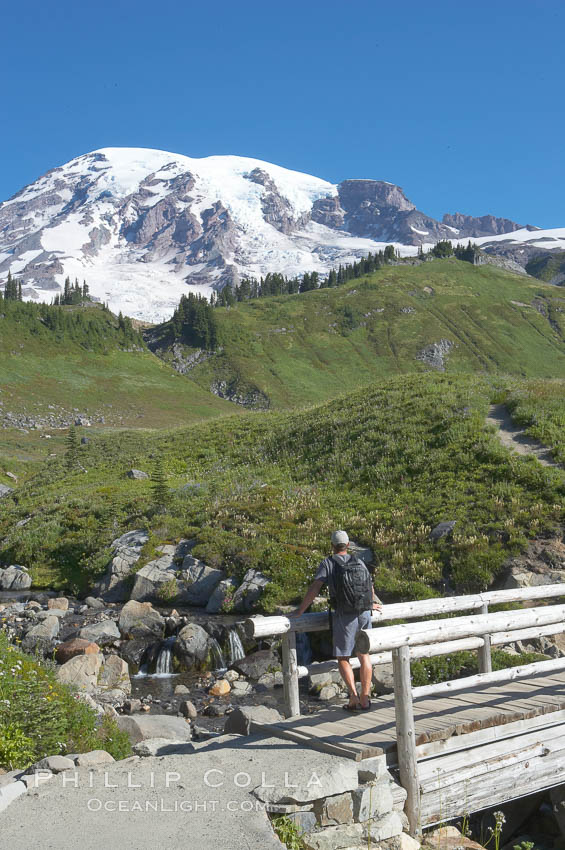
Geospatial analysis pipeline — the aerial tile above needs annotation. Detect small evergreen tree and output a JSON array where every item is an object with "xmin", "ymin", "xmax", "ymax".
[{"xmin": 65, "ymin": 426, "xmax": 79, "ymax": 472}]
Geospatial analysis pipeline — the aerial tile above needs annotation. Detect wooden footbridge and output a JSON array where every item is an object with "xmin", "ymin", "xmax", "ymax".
[{"xmin": 244, "ymin": 584, "xmax": 565, "ymax": 835}]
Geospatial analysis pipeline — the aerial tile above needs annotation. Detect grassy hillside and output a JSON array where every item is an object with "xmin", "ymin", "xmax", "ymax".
[
  {"xmin": 526, "ymin": 251, "xmax": 565, "ymax": 285},
  {"xmin": 150, "ymin": 260, "xmax": 565, "ymax": 409},
  {"xmin": 0, "ymin": 300, "xmax": 237, "ymax": 430},
  {"xmin": 1, "ymin": 373, "xmax": 563, "ymax": 604}
]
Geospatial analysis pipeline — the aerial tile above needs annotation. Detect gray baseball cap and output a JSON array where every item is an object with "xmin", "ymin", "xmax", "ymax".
[{"xmin": 331, "ymin": 530, "xmax": 349, "ymax": 546}]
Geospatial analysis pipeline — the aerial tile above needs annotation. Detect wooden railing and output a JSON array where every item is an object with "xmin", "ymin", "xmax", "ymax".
[
  {"xmin": 244, "ymin": 584, "xmax": 565, "ymax": 834},
  {"xmin": 244, "ymin": 584, "xmax": 565, "ymax": 719}
]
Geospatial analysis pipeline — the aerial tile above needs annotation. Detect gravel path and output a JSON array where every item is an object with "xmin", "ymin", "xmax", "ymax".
[{"xmin": 486, "ymin": 404, "xmax": 561, "ymax": 469}]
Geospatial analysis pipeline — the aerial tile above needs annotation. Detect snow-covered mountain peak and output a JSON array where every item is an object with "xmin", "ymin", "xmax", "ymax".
[{"xmin": 0, "ymin": 147, "xmax": 562, "ymax": 322}]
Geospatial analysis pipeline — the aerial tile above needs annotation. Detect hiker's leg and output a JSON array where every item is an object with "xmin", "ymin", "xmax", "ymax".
[
  {"xmin": 337, "ymin": 658, "xmax": 359, "ymax": 706},
  {"xmin": 357, "ymin": 652, "xmax": 372, "ymax": 708}
]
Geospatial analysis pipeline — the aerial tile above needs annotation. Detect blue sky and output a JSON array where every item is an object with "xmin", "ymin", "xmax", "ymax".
[{"xmin": 3, "ymin": 0, "xmax": 563, "ymax": 227}]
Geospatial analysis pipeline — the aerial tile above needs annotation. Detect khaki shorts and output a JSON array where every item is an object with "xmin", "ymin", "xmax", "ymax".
[{"xmin": 331, "ymin": 609, "xmax": 372, "ymax": 657}]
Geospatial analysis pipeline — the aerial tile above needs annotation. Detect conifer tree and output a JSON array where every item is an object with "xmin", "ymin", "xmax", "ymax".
[{"xmin": 65, "ymin": 426, "xmax": 79, "ymax": 472}]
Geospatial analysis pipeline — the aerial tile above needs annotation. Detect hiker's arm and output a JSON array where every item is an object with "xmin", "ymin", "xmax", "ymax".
[{"xmin": 292, "ymin": 579, "xmax": 324, "ymax": 616}]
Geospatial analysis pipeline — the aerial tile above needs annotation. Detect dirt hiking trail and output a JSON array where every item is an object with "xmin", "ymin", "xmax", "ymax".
[{"xmin": 486, "ymin": 404, "xmax": 562, "ymax": 470}]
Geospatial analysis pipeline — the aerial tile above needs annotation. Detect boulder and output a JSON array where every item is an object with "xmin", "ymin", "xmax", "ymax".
[
  {"xmin": 55, "ymin": 638, "xmax": 100, "ymax": 665},
  {"xmin": 232, "ymin": 568, "xmax": 270, "ymax": 613},
  {"xmin": 179, "ymin": 700, "xmax": 198, "ymax": 720},
  {"xmin": 130, "ymin": 554, "xmax": 177, "ymax": 603},
  {"xmin": 79, "ymin": 619, "xmax": 121, "ymax": 645},
  {"xmin": 75, "ymin": 750, "xmax": 115, "ymax": 767},
  {"xmin": 372, "ymin": 663, "xmax": 395, "ymax": 695},
  {"xmin": 181, "ymin": 557, "xmax": 226, "ymax": 606},
  {"xmin": 173, "ymin": 623, "xmax": 211, "ymax": 670},
  {"xmin": 84, "ymin": 596, "xmax": 105, "ymax": 609},
  {"xmin": 116, "ymin": 714, "xmax": 191, "ymax": 744},
  {"xmin": 232, "ymin": 649, "xmax": 279, "ymax": 680},
  {"xmin": 47, "ymin": 597, "xmax": 69, "ymax": 611},
  {"xmin": 429, "ymin": 521, "xmax": 456, "ymax": 541},
  {"xmin": 118, "ymin": 600, "xmax": 164, "ymax": 639},
  {"xmin": 31, "ymin": 755, "xmax": 75, "ymax": 773},
  {"xmin": 351, "ymin": 781, "xmax": 394, "ymax": 821},
  {"xmin": 56, "ymin": 653, "xmax": 103, "ymax": 692},
  {"xmin": 117, "ymin": 638, "xmax": 150, "ymax": 669},
  {"xmin": 0, "ymin": 565, "xmax": 31, "ymax": 590},
  {"xmin": 92, "ymin": 529, "xmax": 149, "ymax": 602},
  {"xmin": 98, "ymin": 655, "xmax": 131, "ymax": 693},
  {"xmin": 127, "ymin": 469, "xmax": 149, "ymax": 480},
  {"xmin": 208, "ymin": 678, "xmax": 231, "ymax": 696},
  {"xmin": 0, "ymin": 484, "xmax": 14, "ymax": 499},
  {"xmin": 224, "ymin": 705, "xmax": 283, "ymax": 736},
  {"xmin": 22, "ymin": 615, "xmax": 59, "ymax": 653},
  {"xmin": 205, "ymin": 577, "xmax": 238, "ymax": 613},
  {"xmin": 231, "ymin": 680, "xmax": 252, "ymax": 696},
  {"xmin": 133, "ymin": 738, "xmax": 195, "ymax": 757}
]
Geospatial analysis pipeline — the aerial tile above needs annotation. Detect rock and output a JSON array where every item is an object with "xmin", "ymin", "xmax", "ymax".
[
  {"xmin": 122, "ymin": 698, "xmax": 142, "ymax": 714},
  {"xmin": 130, "ymin": 554, "xmax": 177, "ymax": 603},
  {"xmin": 257, "ymin": 671, "xmax": 283, "ymax": 689},
  {"xmin": 0, "ymin": 484, "xmax": 14, "ymax": 500},
  {"xmin": 348, "ymin": 541, "xmax": 374, "ymax": 565},
  {"xmin": 47, "ymin": 597, "xmax": 69, "ymax": 611},
  {"xmin": 422, "ymin": 826, "xmax": 483, "ymax": 850},
  {"xmin": 56, "ymin": 653, "xmax": 103, "ymax": 692},
  {"xmin": 75, "ymin": 750, "xmax": 115, "ymax": 767},
  {"xmin": 303, "ymin": 823, "xmax": 364, "ymax": 849},
  {"xmin": 372, "ymin": 663, "xmax": 395, "ymax": 695},
  {"xmin": 174, "ymin": 684, "xmax": 190, "ymax": 695},
  {"xmin": 0, "ymin": 565, "xmax": 31, "ymax": 590},
  {"xmin": 35, "ymin": 608, "xmax": 68, "ymax": 619},
  {"xmin": 429, "ymin": 521, "xmax": 456, "ymax": 541},
  {"xmin": 363, "ymin": 811, "xmax": 403, "ymax": 842},
  {"xmin": 231, "ymin": 680, "xmax": 253, "ymax": 696},
  {"xmin": 209, "ymin": 678, "xmax": 231, "ymax": 696},
  {"xmin": 79, "ymin": 618, "xmax": 121, "ymax": 645},
  {"xmin": 232, "ymin": 649, "xmax": 279, "ymax": 680},
  {"xmin": 22, "ymin": 615, "xmax": 59, "ymax": 653},
  {"xmin": 20, "ymin": 771, "xmax": 54, "ymax": 790},
  {"xmin": 318, "ymin": 683, "xmax": 341, "ymax": 701},
  {"xmin": 314, "ymin": 791, "xmax": 354, "ymax": 826},
  {"xmin": 205, "ymin": 577, "xmax": 238, "ymax": 614},
  {"xmin": 287, "ymin": 811, "xmax": 317, "ymax": 835},
  {"xmin": 357, "ymin": 755, "xmax": 387, "ymax": 783},
  {"xmin": 173, "ymin": 623, "xmax": 211, "ymax": 670},
  {"xmin": 118, "ymin": 600, "xmax": 165, "ymax": 639},
  {"xmin": 117, "ymin": 638, "xmax": 150, "ymax": 669},
  {"xmin": 179, "ymin": 700, "xmax": 198, "ymax": 720},
  {"xmin": 181, "ymin": 557, "xmax": 226, "ymax": 606},
  {"xmin": 224, "ymin": 669, "xmax": 240, "ymax": 683},
  {"xmin": 0, "ymin": 781, "xmax": 27, "ymax": 813},
  {"xmin": 351, "ymin": 781, "xmax": 394, "ymax": 821},
  {"xmin": 416, "ymin": 339, "xmax": 454, "ymax": 371},
  {"xmin": 92, "ymin": 529, "xmax": 149, "ymax": 602},
  {"xmin": 390, "ymin": 833, "xmax": 421, "ymax": 850},
  {"xmin": 5, "ymin": 472, "xmax": 17, "ymax": 482},
  {"xmin": 132, "ymin": 738, "xmax": 195, "ymax": 757},
  {"xmin": 127, "ymin": 469, "xmax": 149, "ymax": 480},
  {"xmin": 116, "ymin": 714, "xmax": 191, "ymax": 744},
  {"xmin": 224, "ymin": 705, "xmax": 283, "ymax": 736},
  {"xmin": 98, "ymin": 655, "xmax": 131, "ymax": 692},
  {"xmin": 31, "ymin": 755, "xmax": 75, "ymax": 773},
  {"xmin": 55, "ymin": 638, "xmax": 100, "ymax": 664},
  {"xmin": 232, "ymin": 569, "xmax": 270, "ymax": 613},
  {"xmin": 84, "ymin": 596, "xmax": 105, "ymax": 609}
]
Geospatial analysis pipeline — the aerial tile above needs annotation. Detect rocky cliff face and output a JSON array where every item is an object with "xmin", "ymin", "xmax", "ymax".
[{"xmin": 442, "ymin": 212, "xmax": 530, "ymax": 238}]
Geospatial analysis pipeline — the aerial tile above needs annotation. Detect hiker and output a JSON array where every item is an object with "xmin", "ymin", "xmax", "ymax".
[{"xmin": 292, "ymin": 530, "xmax": 382, "ymax": 711}]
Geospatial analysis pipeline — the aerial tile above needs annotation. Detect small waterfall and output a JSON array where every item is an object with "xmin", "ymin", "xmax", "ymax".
[
  {"xmin": 208, "ymin": 637, "xmax": 226, "ymax": 671},
  {"xmin": 296, "ymin": 631, "xmax": 313, "ymax": 666},
  {"xmin": 228, "ymin": 628, "xmax": 245, "ymax": 664},
  {"xmin": 155, "ymin": 637, "xmax": 175, "ymax": 677}
]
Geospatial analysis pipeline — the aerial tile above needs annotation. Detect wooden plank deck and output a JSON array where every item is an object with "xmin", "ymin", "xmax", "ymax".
[{"xmin": 252, "ymin": 669, "xmax": 565, "ymax": 762}]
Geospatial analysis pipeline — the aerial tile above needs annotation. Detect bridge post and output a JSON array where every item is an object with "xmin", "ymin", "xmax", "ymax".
[
  {"xmin": 282, "ymin": 632, "xmax": 300, "ymax": 718},
  {"xmin": 478, "ymin": 603, "xmax": 492, "ymax": 673},
  {"xmin": 392, "ymin": 644, "xmax": 421, "ymax": 836}
]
